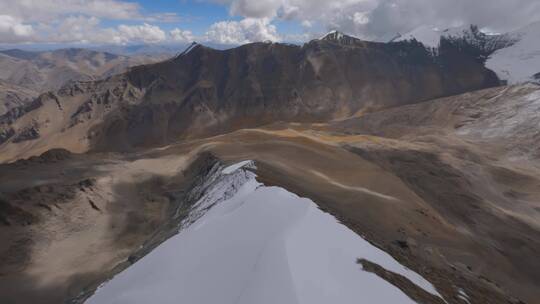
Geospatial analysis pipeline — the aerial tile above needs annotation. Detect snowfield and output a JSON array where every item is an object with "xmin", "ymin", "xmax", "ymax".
[
  {"xmin": 396, "ymin": 25, "xmax": 447, "ymax": 47},
  {"xmin": 395, "ymin": 25, "xmax": 472, "ymax": 48},
  {"xmin": 86, "ymin": 161, "xmax": 442, "ymax": 304},
  {"xmin": 486, "ymin": 22, "xmax": 540, "ymax": 84}
]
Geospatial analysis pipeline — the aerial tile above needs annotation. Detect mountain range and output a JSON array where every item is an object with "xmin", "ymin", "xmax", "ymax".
[
  {"xmin": 0, "ymin": 25, "xmax": 539, "ymax": 304},
  {"xmin": 0, "ymin": 32, "xmax": 499, "ymax": 161},
  {"xmin": 0, "ymin": 48, "xmax": 169, "ymax": 115}
]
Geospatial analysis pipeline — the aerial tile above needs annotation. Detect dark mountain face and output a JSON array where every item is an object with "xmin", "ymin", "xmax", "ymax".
[
  {"xmin": 0, "ymin": 33, "xmax": 500, "ymax": 158},
  {"xmin": 439, "ymin": 25, "xmax": 518, "ymax": 65},
  {"xmin": 93, "ymin": 35, "xmax": 498, "ymax": 149}
]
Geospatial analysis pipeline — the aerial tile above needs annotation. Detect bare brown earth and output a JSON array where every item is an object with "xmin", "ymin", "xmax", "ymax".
[{"xmin": 0, "ymin": 84, "xmax": 539, "ymax": 304}]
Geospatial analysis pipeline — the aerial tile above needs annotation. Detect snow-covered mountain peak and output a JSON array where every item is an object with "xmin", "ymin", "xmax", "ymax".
[
  {"xmin": 175, "ymin": 41, "xmax": 201, "ymax": 58},
  {"xmin": 319, "ymin": 30, "xmax": 361, "ymax": 45},
  {"xmin": 396, "ymin": 24, "xmax": 501, "ymax": 47},
  {"xmin": 395, "ymin": 23, "xmax": 540, "ymax": 84},
  {"xmin": 393, "ymin": 26, "xmax": 445, "ymax": 47},
  {"xmin": 320, "ymin": 30, "xmax": 344, "ymax": 40},
  {"xmin": 486, "ymin": 21, "xmax": 540, "ymax": 84}
]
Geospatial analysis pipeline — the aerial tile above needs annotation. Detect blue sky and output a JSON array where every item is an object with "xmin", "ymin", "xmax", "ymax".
[
  {"xmin": 0, "ymin": 0, "xmax": 539, "ymax": 46},
  {"xmin": 128, "ymin": 0, "xmax": 232, "ymax": 35},
  {"xmin": 109, "ymin": 0, "xmax": 306, "ymax": 39}
]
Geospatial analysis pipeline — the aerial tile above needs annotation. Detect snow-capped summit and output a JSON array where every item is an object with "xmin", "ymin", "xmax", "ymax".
[
  {"xmin": 486, "ymin": 21, "xmax": 540, "ymax": 84},
  {"xmin": 319, "ymin": 30, "xmax": 361, "ymax": 45},
  {"xmin": 394, "ymin": 25, "xmax": 447, "ymax": 47},
  {"xmin": 320, "ymin": 30, "xmax": 345, "ymax": 40},
  {"xmin": 396, "ymin": 24, "xmax": 511, "ymax": 49},
  {"xmin": 176, "ymin": 41, "xmax": 200, "ymax": 58},
  {"xmin": 397, "ymin": 23, "xmax": 540, "ymax": 84}
]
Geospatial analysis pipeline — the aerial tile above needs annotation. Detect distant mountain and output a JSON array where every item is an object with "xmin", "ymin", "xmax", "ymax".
[
  {"xmin": 0, "ymin": 48, "xmax": 170, "ymax": 93},
  {"xmin": 392, "ymin": 25, "xmax": 446, "ymax": 46},
  {"xmin": 396, "ymin": 25, "xmax": 516, "ymax": 49},
  {"xmin": 0, "ymin": 48, "xmax": 170, "ymax": 117},
  {"xmin": 486, "ymin": 21, "xmax": 540, "ymax": 84},
  {"xmin": 91, "ymin": 44, "xmax": 184, "ymax": 56},
  {"xmin": 0, "ymin": 49, "xmax": 40, "ymax": 60},
  {"xmin": 1, "ymin": 33, "xmax": 540, "ymax": 304},
  {"xmin": 397, "ymin": 23, "xmax": 540, "ymax": 83},
  {"xmin": 92, "ymin": 43, "xmax": 236, "ymax": 56},
  {"xmin": 0, "ymin": 33, "xmax": 498, "ymax": 161}
]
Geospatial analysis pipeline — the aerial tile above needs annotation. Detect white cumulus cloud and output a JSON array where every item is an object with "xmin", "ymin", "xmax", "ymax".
[
  {"xmin": 170, "ymin": 28, "xmax": 195, "ymax": 43},
  {"xmin": 0, "ymin": 15, "xmax": 34, "ymax": 43},
  {"xmin": 116, "ymin": 23, "xmax": 167, "ymax": 44},
  {"xmin": 34, "ymin": 16, "xmax": 168, "ymax": 45},
  {"xmin": 0, "ymin": 0, "xmax": 142, "ymax": 22},
  {"xmin": 0, "ymin": 0, "xmax": 181, "ymax": 45},
  {"xmin": 210, "ymin": 0, "xmax": 540, "ymax": 41},
  {"xmin": 205, "ymin": 18, "xmax": 280, "ymax": 44},
  {"xmin": 3, "ymin": 0, "xmax": 540, "ymax": 45}
]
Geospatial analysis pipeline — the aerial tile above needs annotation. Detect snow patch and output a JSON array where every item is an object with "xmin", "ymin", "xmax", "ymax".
[
  {"xmin": 86, "ymin": 161, "xmax": 442, "ymax": 304},
  {"xmin": 318, "ymin": 30, "xmax": 361, "ymax": 43},
  {"xmin": 222, "ymin": 160, "xmax": 253, "ymax": 174},
  {"xmin": 395, "ymin": 24, "xmax": 472, "ymax": 47},
  {"xmin": 395, "ymin": 26, "xmax": 444, "ymax": 47},
  {"xmin": 175, "ymin": 41, "xmax": 199, "ymax": 58},
  {"xmin": 457, "ymin": 288, "xmax": 471, "ymax": 304},
  {"xmin": 310, "ymin": 170, "xmax": 399, "ymax": 201},
  {"xmin": 320, "ymin": 30, "xmax": 344, "ymax": 40}
]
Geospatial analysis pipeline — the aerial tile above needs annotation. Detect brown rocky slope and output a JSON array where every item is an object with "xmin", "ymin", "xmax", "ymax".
[
  {"xmin": 0, "ymin": 33, "xmax": 498, "ymax": 162},
  {"xmin": 0, "ymin": 84, "xmax": 539, "ymax": 304}
]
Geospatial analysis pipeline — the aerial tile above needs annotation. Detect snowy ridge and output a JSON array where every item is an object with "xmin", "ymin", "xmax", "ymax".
[
  {"xmin": 320, "ymin": 30, "xmax": 344, "ymax": 40},
  {"xmin": 222, "ymin": 160, "xmax": 253, "ymax": 174},
  {"xmin": 395, "ymin": 25, "xmax": 491, "ymax": 47},
  {"xmin": 396, "ymin": 24, "xmax": 515, "ymax": 51},
  {"xmin": 319, "ymin": 30, "xmax": 361, "ymax": 45},
  {"xmin": 174, "ymin": 41, "xmax": 200, "ymax": 59},
  {"xmin": 179, "ymin": 160, "xmax": 256, "ymax": 228},
  {"xmin": 86, "ymin": 160, "xmax": 444, "ymax": 304},
  {"xmin": 394, "ymin": 25, "xmax": 446, "ymax": 47}
]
